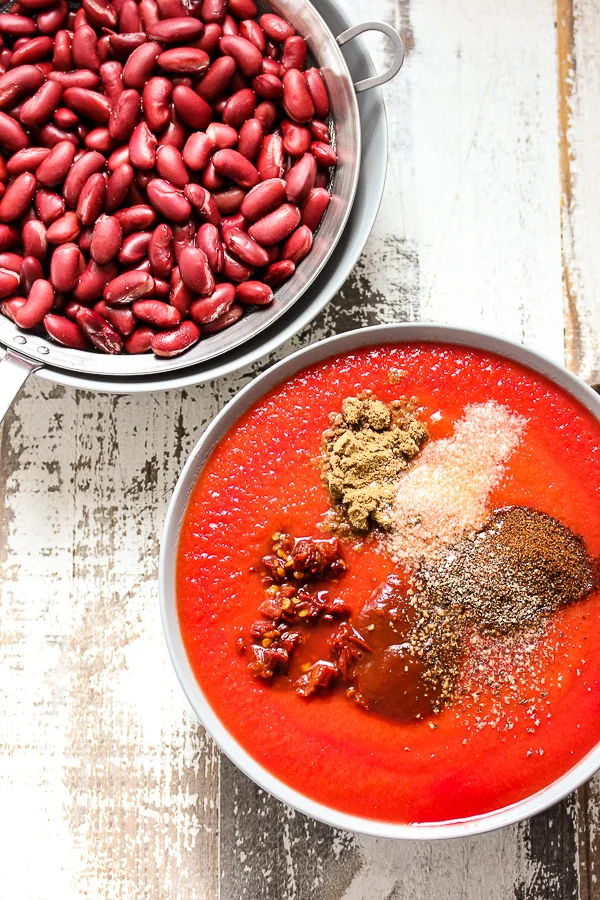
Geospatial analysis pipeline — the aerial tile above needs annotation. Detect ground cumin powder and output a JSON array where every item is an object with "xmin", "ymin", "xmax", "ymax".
[{"xmin": 322, "ymin": 392, "xmax": 428, "ymax": 532}]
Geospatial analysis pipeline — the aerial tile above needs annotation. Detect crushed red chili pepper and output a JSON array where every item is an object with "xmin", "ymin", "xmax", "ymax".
[
  {"xmin": 243, "ymin": 532, "xmax": 372, "ymax": 698},
  {"xmin": 296, "ymin": 661, "xmax": 339, "ymax": 697}
]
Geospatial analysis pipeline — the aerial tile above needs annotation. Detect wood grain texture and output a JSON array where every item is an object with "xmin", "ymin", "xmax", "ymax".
[{"xmin": 0, "ymin": 0, "xmax": 598, "ymax": 897}]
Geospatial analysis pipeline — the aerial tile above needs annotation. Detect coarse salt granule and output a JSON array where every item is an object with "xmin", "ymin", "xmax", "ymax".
[{"xmin": 388, "ymin": 401, "xmax": 527, "ymax": 565}]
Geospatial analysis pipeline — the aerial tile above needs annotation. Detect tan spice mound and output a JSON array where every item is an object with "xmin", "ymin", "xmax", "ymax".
[{"xmin": 322, "ymin": 393, "xmax": 428, "ymax": 532}]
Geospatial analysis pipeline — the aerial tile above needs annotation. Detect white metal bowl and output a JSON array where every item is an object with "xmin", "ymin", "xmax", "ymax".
[{"xmin": 160, "ymin": 322, "xmax": 600, "ymax": 840}]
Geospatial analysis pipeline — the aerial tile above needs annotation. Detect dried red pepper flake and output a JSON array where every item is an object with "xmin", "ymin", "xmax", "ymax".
[
  {"xmin": 262, "ymin": 533, "xmax": 347, "ymax": 583},
  {"xmin": 329, "ymin": 621, "xmax": 371, "ymax": 682},
  {"xmin": 296, "ymin": 660, "xmax": 338, "ymax": 698},
  {"xmin": 248, "ymin": 644, "xmax": 290, "ymax": 680}
]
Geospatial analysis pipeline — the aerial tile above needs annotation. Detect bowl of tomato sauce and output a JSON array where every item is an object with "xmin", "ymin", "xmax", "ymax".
[{"xmin": 160, "ymin": 323, "xmax": 600, "ymax": 838}]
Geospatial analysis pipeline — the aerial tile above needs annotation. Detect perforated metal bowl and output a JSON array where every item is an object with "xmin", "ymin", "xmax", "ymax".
[{"xmin": 0, "ymin": 0, "xmax": 404, "ymax": 420}]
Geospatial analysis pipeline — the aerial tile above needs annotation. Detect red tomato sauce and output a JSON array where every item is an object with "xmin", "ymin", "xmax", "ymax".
[{"xmin": 176, "ymin": 344, "xmax": 600, "ymax": 824}]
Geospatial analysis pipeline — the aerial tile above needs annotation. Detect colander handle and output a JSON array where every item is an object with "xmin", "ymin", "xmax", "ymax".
[
  {"xmin": 337, "ymin": 22, "xmax": 405, "ymax": 93},
  {"xmin": 0, "ymin": 350, "xmax": 40, "ymax": 426}
]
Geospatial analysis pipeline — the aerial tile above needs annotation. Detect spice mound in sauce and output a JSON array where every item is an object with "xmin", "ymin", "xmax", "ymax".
[
  {"xmin": 322, "ymin": 392, "xmax": 428, "ymax": 532},
  {"xmin": 420, "ymin": 506, "xmax": 597, "ymax": 634}
]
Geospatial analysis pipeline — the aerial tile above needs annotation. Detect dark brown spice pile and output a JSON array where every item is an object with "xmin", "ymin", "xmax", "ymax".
[{"xmin": 419, "ymin": 506, "xmax": 596, "ymax": 634}]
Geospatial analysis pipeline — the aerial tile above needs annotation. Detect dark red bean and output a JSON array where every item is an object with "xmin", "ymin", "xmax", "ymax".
[
  {"xmin": 247, "ymin": 203, "xmax": 301, "ymax": 246},
  {"xmin": 118, "ymin": 230, "xmax": 152, "ymax": 264},
  {"xmin": 182, "ymin": 131, "xmax": 212, "ymax": 171},
  {"xmin": 147, "ymin": 17, "xmax": 204, "ymax": 43},
  {"xmin": 220, "ymin": 34, "xmax": 262, "ymax": 78},
  {"xmin": 285, "ymin": 152, "xmax": 316, "ymax": 204},
  {"xmin": 222, "ymin": 248, "xmax": 252, "ymax": 282},
  {"xmin": 63, "ymin": 151, "xmax": 105, "ymax": 207},
  {"xmin": 172, "ymin": 84, "xmax": 212, "ymax": 130},
  {"xmin": 259, "ymin": 13, "xmax": 294, "ymax": 42},
  {"xmin": 0, "ymin": 109, "xmax": 29, "ymax": 151},
  {"xmin": 104, "ymin": 270, "xmax": 154, "ymax": 304},
  {"xmin": 223, "ymin": 226, "xmax": 268, "ymax": 267},
  {"xmin": 236, "ymin": 279, "xmax": 272, "ymax": 306},
  {"xmin": 156, "ymin": 144, "xmax": 189, "ymax": 189},
  {"xmin": 94, "ymin": 300, "xmax": 135, "ymax": 337},
  {"xmin": 178, "ymin": 245, "xmax": 215, "ymax": 294},
  {"xmin": 105, "ymin": 162, "xmax": 134, "ymax": 211},
  {"xmin": 240, "ymin": 177, "xmax": 285, "ymax": 221},
  {"xmin": 7, "ymin": 146, "xmax": 50, "ymax": 175},
  {"xmin": 15, "ymin": 278, "xmax": 54, "ymax": 328},
  {"xmin": 122, "ymin": 41, "xmax": 160, "ymax": 90},
  {"xmin": 305, "ymin": 68, "xmax": 330, "ymax": 119},
  {"xmin": 90, "ymin": 214, "xmax": 122, "ymax": 264},
  {"xmin": 238, "ymin": 117, "xmax": 262, "ymax": 161},
  {"xmin": 264, "ymin": 258, "xmax": 295, "ymax": 286},
  {"xmin": 20, "ymin": 256, "xmax": 45, "ymax": 294},
  {"xmin": 0, "ymin": 171, "xmax": 36, "ymax": 221},
  {"xmin": 196, "ymin": 55, "xmax": 235, "ymax": 102},
  {"xmin": 184, "ymin": 183, "xmax": 221, "ymax": 226},
  {"xmin": 282, "ymin": 68, "xmax": 314, "ymax": 123},
  {"xmin": 76, "ymin": 305, "xmax": 123, "ymax": 353},
  {"xmin": 108, "ymin": 88, "xmax": 140, "ymax": 141},
  {"xmin": 22, "ymin": 219, "xmax": 47, "ymax": 261},
  {"xmin": 63, "ymin": 86, "xmax": 112, "ymax": 123},
  {"xmin": 35, "ymin": 188, "xmax": 65, "ymax": 224},
  {"xmin": 142, "ymin": 76, "xmax": 172, "ymax": 133},
  {"xmin": 125, "ymin": 325, "xmax": 155, "ymax": 353},
  {"xmin": 129, "ymin": 121, "xmax": 157, "ymax": 169},
  {"xmin": 202, "ymin": 301, "xmax": 243, "ymax": 333},
  {"xmin": 301, "ymin": 186, "xmax": 329, "ymax": 231},
  {"xmin": 0, "ymin": 65, "xmax": 45, "ymax": 109},
  {"xmin": 76, "ymin": 172, "xmax": 106, "ymax": 226},
  {"xmin": 132, "ymin": 298, "xmax": 181, "ymax": 327},
  {"xmin": 212, "ymin": 148, "xmax": 259, "ymax": 189},
  {"xmin": 44, "ymin": 313, "xmax": 90, "ymax": 349},
  {"xmin": 213, "ymin": 186, "xmax": 245, "ymax": 215},
  {"xmin": 311, "ymin": 140, "xmax": 337, "ymax": 168},
  {"xmin": 71, "ymin": 25, "xmax": 100, "ymax": 72},
  {"xmin": 50, "ymin": 241, "xmax": 83, "ymax": 291},
  {"xmin": 281, "ymin": 36, "xmax": 307, "ymax": 72},
  {"xmin": 74, "ymin": 259, "xmax": 118, "ymax": 302},
  {"xmin": 148, "ymin": 222, "xmax": 173, "ymax": 278},
  {"xmin": 195, "ymin": 222, "xmax": 223, "ymax": 273},
  {"xmin": 256, "ymin": 132, "xmax": 283, "ymax": 181},
  {"xmin": 151, "ymin": 319, "xmax": 200, "ymax": 357},
  {"xmin": 222, "ymin": 87, "xmax": 256, "ymax": 129}
]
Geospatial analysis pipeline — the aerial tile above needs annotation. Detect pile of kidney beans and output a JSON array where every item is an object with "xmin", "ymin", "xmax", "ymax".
[{"xmin": 0, "ymin": 0, "xmax": 335, "ymax": 357}]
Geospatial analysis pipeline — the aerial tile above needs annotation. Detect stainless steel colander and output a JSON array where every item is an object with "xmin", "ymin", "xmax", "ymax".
[{"xmin": 0, "ymin": 0, "xmax": 404, "ymax": 420}]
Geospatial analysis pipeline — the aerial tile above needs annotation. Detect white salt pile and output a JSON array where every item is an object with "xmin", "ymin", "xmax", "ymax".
[{"xmin": 388, "ymin": 402, "xmax": 527, "ymax": 565}]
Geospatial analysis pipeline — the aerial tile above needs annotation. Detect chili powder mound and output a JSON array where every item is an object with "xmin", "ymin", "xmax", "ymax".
[{"xmin": 420, "ymin": 506, "xmax": 597, "ymax": 634}]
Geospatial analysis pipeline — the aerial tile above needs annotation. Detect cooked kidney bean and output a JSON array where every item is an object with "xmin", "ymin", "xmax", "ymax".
[
  {"xmin": 196, "ymin": 222, "xmax": 223, "ymax": 272},
  {"xmin": 22, "ymin": 219, "xmax": 47, "ymax": 261},
  {"xmin": 285, "ymin": 153, "xmax": 317, "ymax": 204},
  {"xmin": 236, "ymin": 280, "xmax": 273, "ymax": 306},
  {"xmin": 264, "ymin": 258, "xmax": 295, "ymax": 286},
  {"xmin": 132, "ymin": 298, "xmax": 180, "ymax": 327},
  {"xmin": 148, "ymin": 222, "xmax": 173, "ymax": 278},
  {"xmin": 223, "ymin": 227, "xmax": 269, "ymax": 268},
  {"xmin": 104, "ymin": 270, "xmax": 154, "ymax": 305},
  {"xmin": 124, "ymin": 324, "xmax": 155, "ymax": 353},
  {"xmin": 90, "ymin": 214, "xmax": 123, "ymax": 264},
  {"xmin": 76, "ymin": 305, "xmax": 123, "ymax": 352},
  {"xmin": 20, "ymin": 257, "xmax": 44, "ymax": 296},
  {"xmin": 50, "ymin": 242, "xmax": 82, "ymax": 292},
  {"xmin": 151, "ymin": 318, "xmax": 200, "ymax": 356},
  {"xmin": 248, "ymin": 203, "xmax": 301, "ymax": 246},
  {"xmin": 0, "ymin": 2, "xmax": 334, "ymax": 357},
  {"xmin": 15, "ymin": 278, "xmax": 54, "ymax": 328},
  {"xmin": 179, "ymin": 245, "xmax": 215, "ymax": 294},
  {"xmin": 44, "ymin": 312, "xmax": 90, "ymax": 349},
  {"xmin": 76, "ymin": 172, "xmax": 107, "ymax": 226}
]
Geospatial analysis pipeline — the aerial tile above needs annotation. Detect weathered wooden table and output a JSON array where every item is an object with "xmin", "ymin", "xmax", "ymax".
[{"xmin": 1, "ymin": 0, "xmax": 599, "ymax": 897}]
